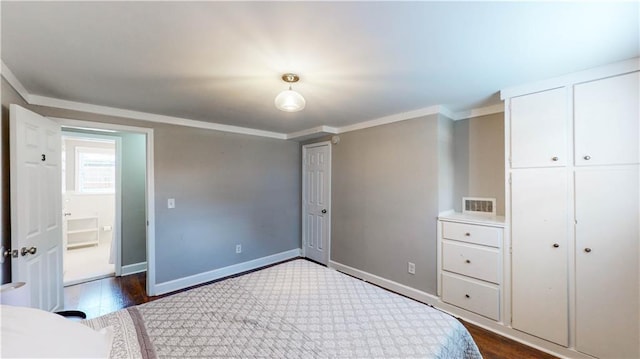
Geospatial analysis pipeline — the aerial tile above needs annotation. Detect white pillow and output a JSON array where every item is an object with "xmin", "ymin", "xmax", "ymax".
[{"xmin": 1, "ymin": 304, "xmax": 113, "ymax": 358}]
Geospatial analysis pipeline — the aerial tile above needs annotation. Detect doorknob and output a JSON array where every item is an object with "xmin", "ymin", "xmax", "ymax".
[
  {"xmin": 321, "ymin": 209, "xmax": 327, "ymax": 214},
  {"xmin": 20, "ymin": 247, "xmax": 37, "ymax": 256}
]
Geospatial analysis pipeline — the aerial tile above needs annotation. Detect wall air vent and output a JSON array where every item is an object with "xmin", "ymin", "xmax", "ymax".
[{"xmin": 463, "ymin": 197, "xmax": 496, "ymax": 217}]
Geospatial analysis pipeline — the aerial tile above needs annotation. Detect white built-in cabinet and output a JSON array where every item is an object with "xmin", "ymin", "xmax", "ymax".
[
  {"xmin": 437, "ymin": 214, "xmax": 505, "ymax": 322},
  {"xmin": 505, "ymin": 66, "xmax": 639, "ymax": 359}
]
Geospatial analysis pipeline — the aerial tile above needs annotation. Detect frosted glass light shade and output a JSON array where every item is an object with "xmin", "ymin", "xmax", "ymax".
[{"xmin": 275, "ymin": 89, "xmax": 306, "ymax": 112}]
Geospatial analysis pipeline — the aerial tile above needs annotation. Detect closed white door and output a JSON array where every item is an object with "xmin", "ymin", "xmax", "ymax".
[
  {"xmin": 302, "ymin": 143, "xmax": 331, "ymax": 265},
  {"xmin": 575, "ymin": 167, "xmax": 639, "ymax": 359},
  {"xmin": 511, "ymin": 169, "xmax": 569, "ymax": 346},
  {"xmin": 10, "ymin": 105, "xmax": 63, "ymax": 311},
  {"xmin": 574, "ymin": 71, "xmax": 639, "ymax": 166},
  {"xmin": 510, "ymin": 87, "xmax": 568, "ymax": 168}
]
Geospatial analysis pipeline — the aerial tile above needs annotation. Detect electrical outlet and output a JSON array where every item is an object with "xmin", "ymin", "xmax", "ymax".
[
  {"xmin": 167, "ymin": 198, "xmax": 175, "ymax": 209},
  {"xmin": 236, "ymin": 244, "xmax": 242, "ymax": 254},
  {"xmin": 408, "ymin": 262, "xmax": 416, "ymax": 275}
]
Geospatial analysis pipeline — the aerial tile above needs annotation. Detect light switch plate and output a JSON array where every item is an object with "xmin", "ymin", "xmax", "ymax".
[{"xmin": 168, "ymin": 198, "xmax": 175, "ymax": 209}]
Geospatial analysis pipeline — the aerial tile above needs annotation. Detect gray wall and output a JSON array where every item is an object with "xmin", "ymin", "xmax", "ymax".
[
  {"xmin": 330, "ymin": 115, "xmax": 442, "ymax": 294},
  {"xmin": 152, "ymin": 126, "xmax": 299, "ymax": 282},
  {"xmin": 120, "ymin": 132, "xmax": 147, "ymax": 266},
  {"xmin": 438, "ymin": 114, "xmax": 455, "ymax": 212},
  {"xmin": 453, "ymin": 112, "xmax": 505, "ymax": 215},
  {"xmin": 1, "ymin": 78, "xmax": 301, "ymax": 285}
]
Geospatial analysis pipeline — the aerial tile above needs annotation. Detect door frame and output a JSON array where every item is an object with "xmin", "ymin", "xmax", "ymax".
[
  {"xmin": 301, "ymin": 141, "xmax": 332, "ymax": 264},
  {"xmin": 60, "ymin": 130, "xmax": 122, "ymax": 278},
  {"xmin": 51, "ymin": 117, "xmax": 157, "ymax": 296}
]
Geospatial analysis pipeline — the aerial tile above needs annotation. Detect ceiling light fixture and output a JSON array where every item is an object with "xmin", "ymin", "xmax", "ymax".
[{"xmin": 275, "ymin": 73, "xmax": 306, "ymax": 112}]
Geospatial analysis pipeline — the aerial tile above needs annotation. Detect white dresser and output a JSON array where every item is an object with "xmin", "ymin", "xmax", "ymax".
[{"xmin": 437, "ymin": 213, "xmax": 505, "ymax": 322}]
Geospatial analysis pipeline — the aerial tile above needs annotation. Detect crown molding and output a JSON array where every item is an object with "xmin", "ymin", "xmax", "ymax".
[
  {"xmin": 285, "ymin": 126, "xmax": 338, "ymax": 141},
  {"xmin": 454, "ymin": 103, "xmax": 504, "ymax": 120},
  {"xmin": 1, "ymin": 61, "xmax": 31, "ymax": 103},
  {"xmin": 336, "ymin": 105, "xmax": 446, "ymax": 134},
  {"xmin": 28, "ymin": 94, "xmax": 287, "ymax": 140}
]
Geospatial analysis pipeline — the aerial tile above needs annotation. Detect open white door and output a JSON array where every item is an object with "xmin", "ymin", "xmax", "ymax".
[
  {"xmin": 10, "ymin": 104, "xmax": 63, "ymax": 311},
  {"xmin": 302, "ymin": 142, "xmax": 331, "ymax": 265}
]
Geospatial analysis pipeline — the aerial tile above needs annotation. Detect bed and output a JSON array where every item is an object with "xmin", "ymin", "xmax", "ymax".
[
  {"xmin": 80, "ymin": 259, "xmax": 481, "ymax": 358},
  {"xmin": 1, "ymin": 259, "xmax": 480, "ymax": 358}
]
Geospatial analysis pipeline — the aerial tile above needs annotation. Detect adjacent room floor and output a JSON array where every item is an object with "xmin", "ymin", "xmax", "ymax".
[{"xmin": 63, "ymin": 237, "xmax": 115, "ymax": 286}]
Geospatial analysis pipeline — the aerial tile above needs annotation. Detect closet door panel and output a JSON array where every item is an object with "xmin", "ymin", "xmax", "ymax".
[
  {"xmin": 574, "ymin": 71, "xmax": 639, "ymax": 166},
  {"xmin": 510, "ymin": 88, "xmax": 568, "ymax": 168},
  {"xmin": 511, "ymin": 169, "xmax": 569, "ymax": 346},
  {"xmin": 575, "ymin": 167, "xmax": 639, "ymax": 359}
]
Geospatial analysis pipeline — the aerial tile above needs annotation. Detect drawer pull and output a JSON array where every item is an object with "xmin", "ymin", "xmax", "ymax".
[
  {"xmin": 553, "ymin": 243, "xmax": 559, "ymax": 248},
  {"xmin": 584, "ymin": 248, "xmax": 592, "ymax": 253},
  {"xmin": 464, "ymin": 232, "xmax": 471, "ymax": 236},
  {"xmin": 552, "ymin": 156, "xmax": 559, "ymax": 161},
  {"xmin": 465, "ymin": 259, "xmax": 471, "ymax": 264},
  {"xmin": 465, "ymin": 294, "xmax": 470, "ymax": 299}
]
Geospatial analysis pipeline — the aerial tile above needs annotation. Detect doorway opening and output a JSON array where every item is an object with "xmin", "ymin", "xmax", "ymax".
[
  {"xmin": 60, "ymin": 125, "xmax": 149, "ymax": 288},
  {"xmin": 61, "ymin": 132, "xmax": 118, "ymax": 286}
]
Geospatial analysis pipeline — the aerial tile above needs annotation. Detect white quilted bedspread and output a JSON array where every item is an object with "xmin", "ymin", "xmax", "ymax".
[{"xmin": 89, "ymin": 259, "xmax": 482, "ymax": 358}]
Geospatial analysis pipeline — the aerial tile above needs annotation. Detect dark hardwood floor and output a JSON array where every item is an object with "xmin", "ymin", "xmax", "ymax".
[{"xmin": 65, "ymin": 273, "xmax": 557, "ymax": 359}]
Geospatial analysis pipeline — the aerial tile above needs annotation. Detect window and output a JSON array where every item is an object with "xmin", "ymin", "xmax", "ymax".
[{"xmin": 75, "ymin": 147, "xmax": 116, "ymax": 194}]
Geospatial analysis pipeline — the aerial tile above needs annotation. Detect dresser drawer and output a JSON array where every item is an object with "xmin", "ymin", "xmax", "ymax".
[
  {"xmin": 442, "ymin": 241, "xmax": 500, "ymax": 283},
  {"xmin": 442, "ymin": 221, "xmax": 501, "ymax": 247},
  {"xmin": 442, "ymin": 273, "xmax": 500, "ymax": 320}
]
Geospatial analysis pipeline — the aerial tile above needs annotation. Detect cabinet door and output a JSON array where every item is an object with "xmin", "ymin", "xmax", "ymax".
[
  {"xmin": 575, "ymin": 71, "xmax": 640, "ymax": 166},
  {"xmin": 510, "ymin": 88, "xmax": 568, "ymax": 168},
  {"xmin": 511, "ymin": 169, "xmax": 569, "ymax": 346},
  {"xmin": 575, "ymin": 167, "xmax": 639, "ymax": 359}
]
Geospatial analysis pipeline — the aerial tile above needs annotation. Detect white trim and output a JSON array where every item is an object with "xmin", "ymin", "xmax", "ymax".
[
  {"xmin": 285, "ymin": 126, "xmax": 338, "ymax": 141},
  {"xmin": 329, "ymin": 260, "xmax": 592, "ymax": 359},
  {"xmin": 154, "ymin": 249, "xmax": 301, "ymax": 295},
  {"xmin": 501, "ymin": 57, "xmax": 640, "ymax": 99},
  {"xmin": 31, "ymin": 95, "xmax": 287, "ymax": 140},
  {"xmin": 329, "ymin": 260, "xmax": 441, "ymax": 306},
  {"xmin": 335, "ymin": 105, "xmax": 445, "ymax": 134},
  {"xmin": 438, "ymin": 106, "xmax": 457, "ymax": 121},
  {"xmin": 454, "ymin": 103, "xmax": 505, "ymax": 121},
  {"xmin": 53, "ymin": 117, "xmax": 158, "ymax": 296},
  {"xmin": 121, "ymin": 261, "xmax": 147, "ymax": 276},
  {"xmin": 1, "ymin": 61, "xmax": 30, "ymax": 103}
]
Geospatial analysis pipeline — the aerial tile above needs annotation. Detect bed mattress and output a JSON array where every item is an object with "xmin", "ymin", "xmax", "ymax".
[{"xmin": 84, "ymin": 259, "xmax": 481, "ymax": 358}]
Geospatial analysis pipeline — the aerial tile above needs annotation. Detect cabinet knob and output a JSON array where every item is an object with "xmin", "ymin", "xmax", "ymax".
[
  {"xmin": 584, "ymin": 248, "xmax": 592, "ymax": 253},
  {"xmin": 465, "ymin": 259, "xmax": 471, "ymax": 264},
  {"xmin": 553, "ymin": 243, "xmax": 559, "ymax": 248},
  {"xmin": 464, "ymin": 232, "xmax": 471, "ymax": 237},
  {"xmin": 552, "ymin": 156, "xmax": 559, "ymax": 161},
  {"xmin": 465, "ymin": 294, "xmax": 470, "ymax": 299},
  {"xmin": 584, "ymin": 155, "xmax": 591, "ymax": 160}
]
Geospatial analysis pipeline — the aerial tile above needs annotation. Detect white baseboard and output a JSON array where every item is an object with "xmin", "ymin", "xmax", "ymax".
[
  {"xmin": 121, "ymin": 262, "xmax": 147, "ymax": 276},
  {"xmin": 154, "ymin": 248, "xmax": 301, "ymax": 295},
  {"xmin": 329, "ymin": 260, "xmax": 591, "ymax": 359},
  {"xmin": 328, "ymin": 260, "xmax": 440, "ymax": 306}
]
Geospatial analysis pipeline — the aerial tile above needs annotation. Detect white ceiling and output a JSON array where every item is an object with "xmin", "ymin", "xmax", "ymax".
[{"xmin": 2, "ymin": 1, "xmax": 638, "ymax": 134}]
